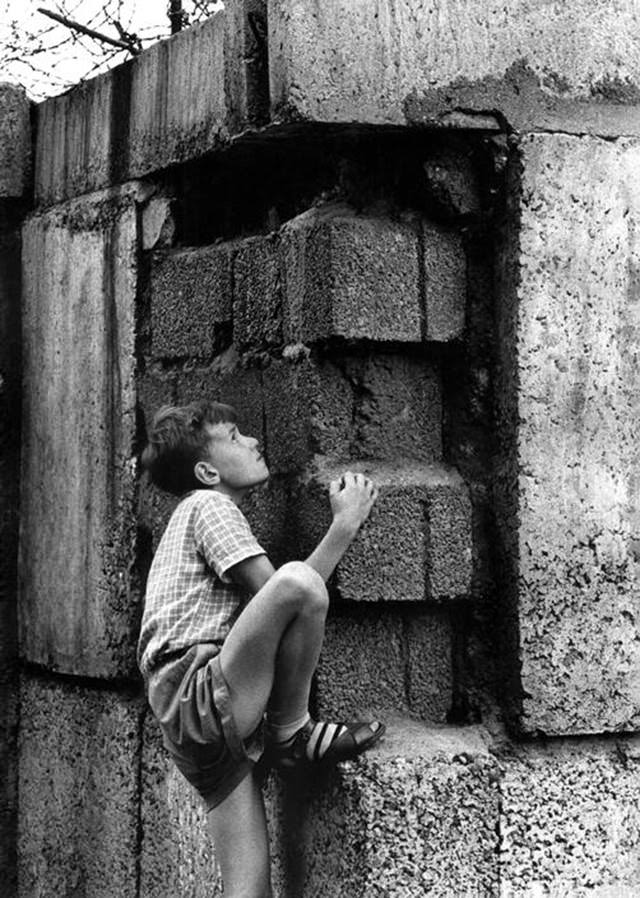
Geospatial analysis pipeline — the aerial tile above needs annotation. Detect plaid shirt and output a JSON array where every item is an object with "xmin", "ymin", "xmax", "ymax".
[{"xmin": 138, "ymin": 489, "xmax": 265, "ymax": 677}]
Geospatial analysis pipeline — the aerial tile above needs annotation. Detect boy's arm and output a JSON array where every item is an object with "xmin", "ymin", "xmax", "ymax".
[{"xmin": 229, "ymin": 472, "xmax": 377, "ymax": 592}]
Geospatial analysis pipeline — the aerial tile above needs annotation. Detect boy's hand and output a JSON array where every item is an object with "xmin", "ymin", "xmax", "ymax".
[{"xmin": 329, "ymin": 472, "xmax": 378, "ymax": 535}]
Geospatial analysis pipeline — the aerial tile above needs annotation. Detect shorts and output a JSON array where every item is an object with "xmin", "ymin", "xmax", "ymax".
[{"xmin": 147, "ymin": 643, "xmax": 263, "ymax": 810}]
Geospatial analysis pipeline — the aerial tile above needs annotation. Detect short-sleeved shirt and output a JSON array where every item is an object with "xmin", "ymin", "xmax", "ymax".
[{"xmin": 137, "ymin": 489, "xmax": 265, "ymax": 678}]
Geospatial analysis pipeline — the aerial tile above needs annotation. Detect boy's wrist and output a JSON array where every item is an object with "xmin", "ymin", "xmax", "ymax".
[{"xmin": 330, "ymin": 514, "xmax": 359, "ymax": 540}]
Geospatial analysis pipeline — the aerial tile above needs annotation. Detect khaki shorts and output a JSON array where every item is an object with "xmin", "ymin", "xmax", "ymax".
[{"xmin": 147, "ymin": 643, "xmax": 263, "ymax": 810}]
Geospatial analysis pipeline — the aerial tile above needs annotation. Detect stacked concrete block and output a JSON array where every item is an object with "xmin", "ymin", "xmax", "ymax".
[
  {"xmin": 315, "ymin": 610, "xmax": 452, "ymax": 722},
  {"xmin": 20, "ymin": 184, "xmax": 146, "ymax": 679},
  {"xmin": 18, "ymin": 674, "xmax": 143, "ymax": 898},
  {"xmin": 150, "ymin": 243, "xmax": 235, "ymax": 359},
  {"xmin": 268, "ymin": 0, "xmax": 640, "ymax": 134},
  {"xmin": 34, "ymin": 1, "xmax": 268, "ymax": 206},
  {"xmin": 296, "ymin": 460, "xmax": 472, "ymax": 602},
  {"xmin": 422, "ymin": 221, "xmax": 466, "ymax": 341},
  {"xmin": 495, "ymin": 133, "xmax": 640, "ymax": 735},
  {"xmin": 233, "ymin": 234, "xmax": 282, "ymax": 347}
]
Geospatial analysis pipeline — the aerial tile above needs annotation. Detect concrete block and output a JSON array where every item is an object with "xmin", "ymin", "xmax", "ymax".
[
  {"xmin": 150, "ymin": 244, "xmax": 235, "ymax": 359},
  {"xmin": 296, "ymin": 460, "xmax": 473, "ymax": 602},
  {"xmin": 268, "ymin": 0, "xmax": 640, "ymax": 136},
  {"xmin": 345, "ymin": 352, "xmax": 442, "ymax": 461},
  {"xmin": 315, "ymin": 609, "xmax": 452, "ymax": 723},
  {"xmin": 495, "ymin": 133, "xmax": 640, "ymax": 735},
  {"xmin": 241, "ymin": 478, "xmax": 293, "ymax": 568},
  {"xmin": 266, "ymin": 720, "xmax": 499, "ymax": 897},
  {"xmin": 142, "ymin": 197, "xmax": 176, "ymax": 250},
  {"xmin": 233, "ymin": 234, "xmax": 282, "ymax": 347},
  {"xmin": 499, "ymin": 737, "xmax": 640, "ymax": 896},
  {"xmin": 263, "ymin": 355, "xmax": 353, "ymax": 473},
  {"xmin": 0, "ymin": 84, "xmax": 31, "ymax": 197},
  {"xmin": 422, "ymin": 221, "xmax": 466, "ymax": 341},
  {"xmin": 281, "ymin": 204, "xmax": 422, "ymax": 342},
  {"xmin": 34, "ymin": 3, "xmax": 268, "ymax": 205},
  {"xmin": 20, "ymin": 184, "xmax": 143, "ymax": 678},
  {"xmin": 173, "ymin": 351, "xmax": 265, "ymax": 447},
  {"xmin": 18, "ymin": 674, "xmax": 143, "ymax": 898}
]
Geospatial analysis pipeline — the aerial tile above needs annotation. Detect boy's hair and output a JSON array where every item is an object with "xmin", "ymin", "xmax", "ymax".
[{"xmin": 142, "ymin": 399, "xmax": 237, "ymax": 496}]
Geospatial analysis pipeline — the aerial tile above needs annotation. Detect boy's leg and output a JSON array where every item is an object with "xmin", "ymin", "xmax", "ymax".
[
  {"xmin": 219, "ymin": 561, "xmax": 327, "ymax": 738},
  {"xmin": 206, "ymin": 769, "xmax": 272, "ymax": 898}
]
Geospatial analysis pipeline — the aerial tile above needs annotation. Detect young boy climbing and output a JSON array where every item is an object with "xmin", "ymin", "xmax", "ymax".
[{"xmin": 137, "ymin": 399, "xmax": 385, "ymax": 898}]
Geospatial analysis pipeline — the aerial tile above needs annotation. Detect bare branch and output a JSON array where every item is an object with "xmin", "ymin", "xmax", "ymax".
[{"xmin": 37, "ymin": 7, "xmax": 140, "ymax": 54}]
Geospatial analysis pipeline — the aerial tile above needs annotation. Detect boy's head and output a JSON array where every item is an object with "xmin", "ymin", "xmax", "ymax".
[{"xmin": 142, "ymin": 400, "xmax": 269, "ymax": 498}]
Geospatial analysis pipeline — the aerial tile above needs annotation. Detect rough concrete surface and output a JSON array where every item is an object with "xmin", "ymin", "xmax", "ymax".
[
  {"xmin": 18, "ymin": 674, "xmax": 143, "ymax": 898},
  {"xmin": 499, "ymin": 737, "xmax": 640, "ymax": 897},
  {"xmin": 282, "ymin": 204, "xmax": 423, "ymax": 342},
  {"xmin": 0, "ymin": 84, "xmax": 31, "ymax": 198},
  {"xmin": 422, "ymin": 220, "xmax": 466, "ymax": 340},
  {"xmin": 496, "ymin": 133, "xmax": 640, "ymax": 735},
  {"xmin": 20, "ymin": 184, "xmax": 144, "ymax": 678},
  {"xmin": 315, "ymin": 609, "xmax": 452, "ymax": 723},
  {"xmin": 150, "ymin": 244, "xmax": 235, "ymax": 358},
  {"xmin": 34, "ymin": 2, "xmax": 268, "ymax": 206},
  {"xmin": 297, "ymin": 460, "xmax": 473, "ymax": 601},
  {"xmin": 233, "ymin": 233, "xmax": 282, "ymax": 347},
  {"xmin": 269, "ymin": 0, "xmax": 640, "ymax": 135}
]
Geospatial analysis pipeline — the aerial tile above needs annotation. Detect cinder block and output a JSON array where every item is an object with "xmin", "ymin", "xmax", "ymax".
[
  {"xmin": 315, "ymin": 609, "xmax": 452, "ymax": 723},
  {"xmin": 295, "ymin": 460, "xmax": 473, "ymax": 602},
  {"xmin": 20, "ymin": 185, "xmax": 142, "ymax": 678},
  {"xmin": 422, "ymin": 221, "xmax": 466, "ymax": 341},
  {"xmin": 281, "ymin": 204, "xmax": 422, "ymax": 342},
  {"xmin": 233, "ymin": 234, "xmax": 282, "ymax": 348},
  {"xmin": 500, "ymin": 737, "xmax": 640, "ymax": 896},
  {"xmin": 173, "ymin": 351, "xmax": 265, "ymax": 447},
  {"xmin": 35, "ymin": 3, "xmax": 268, "ymax": 205},
  {"xmin": 266, "ymin": 721, "xmax": 500, "ymax": 897},
  {"xmin": 138, "ymin": 364, "xmax": 177, "ymax": 430},
  {"xmin": 0, "ymin": 85, "xmax": 31, "ymax": 197},
  {"xmin": 263, "ymin": 355, "xmax": 353, "ymax": 473},
  {"xmin": 150, "ymin": 244, "xmax": 235, "ymax": 359},
  {"xmin": 495, "ymin": 133, "xmax": 640, "ymax": 735},
  {"xmin": 268, "ymin": 0, "xmax": 640, "ymax": 134},
  {"xmin": 241, "ymin": 478, "xmax": 293, "ymax": 568},
  {"xmin": 18, "ymin": 674, "xmax": 143, "ymax": 898},
  {"xmin": 346, "ymin": 352, "xmax": 442, "ymax": 460}
]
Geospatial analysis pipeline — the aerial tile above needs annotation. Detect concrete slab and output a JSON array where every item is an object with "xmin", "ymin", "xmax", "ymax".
[
  {"xmin": 269, "ymin": 0, "xmax": 640, "ymax": 136},
  {"xmin": 0, "ymin": 84, "xmax": 31, "ymax": 198},
  {"xmin": 34, "ymin": 2, "xmax": 268, "ymax": 206},
  {"xmin": 495, "ymin": 133, "xmax": 640, "ymax": 734},
  {"xmin": 19, "ymin": 184, "xmax": 145, "ymax": 678},
  {"xmin": 18, "ymin": 673, "xmax": 143, "ymax": 898}
]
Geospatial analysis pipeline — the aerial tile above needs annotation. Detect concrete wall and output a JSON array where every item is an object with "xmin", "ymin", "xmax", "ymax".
[{"xmin": 11, "ymin": 1, "xmax": 640, "ymax": 895}]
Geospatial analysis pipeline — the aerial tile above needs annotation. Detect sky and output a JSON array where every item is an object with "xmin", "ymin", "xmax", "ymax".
[{"xmin": 1, "ymin": 0, "xmax": 222, "ymax": 101}]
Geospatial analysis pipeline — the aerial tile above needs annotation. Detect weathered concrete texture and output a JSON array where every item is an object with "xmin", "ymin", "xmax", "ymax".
[
  {"xmin": 269, "ymin": 0, "xmax": 640, "ymax": 135},
  {"xmin": 267, "ymin": 721, "xmax": 499, "ymax": 897},
  {"xmin": 263, "ymin": 354, "xmax": 353, "ymax": 473},
  {"xmin": 140, "ymin": 715, "xmax": 221, "ymax": 898},
  {"xmin": 499, "ymin": 737, "xmax": 640, "ymax": 897},
  {"xmin": 18, "ymin": 674, "xmax": 143, "ymax": 898},
  {"xmin": 0, "ymin": 85, "xmax": 31, "ymax": 198},
  {"xmin": 150, "ymin": 244, "xmax": 235, "ymax": 358},
  {"xmin": 315, "ymin": 609, "xmax": 452, "ymax": 723},
  {"xmin": 282, "ymin": 204, "xmax": 423, "ymax": 342},
  {"xmin": 20, "ymin": 184, "xmax": 144, "ymax": 678},
  {"xmin": 423, "ymin": 221, "xmax": 466, "ymax": 341},
  {"xmin": 496, "ymin": 133, "xmax": 640, "ymax": 735},
  {"xmin": 233, "ymin": 234, "xmax": 282, "ymax": 347},
  {"xmin": 34, "ymin": 1, "xmax": 268, "ymax": 206},
  {"xmin": 297, "ymin": 460, "xmax": 472, "ymax": 601}
]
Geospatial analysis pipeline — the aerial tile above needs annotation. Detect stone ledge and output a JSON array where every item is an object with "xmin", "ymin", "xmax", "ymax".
[{"xmin": 296, "ymin": 459, "xmax": 473, "ymax": 601}]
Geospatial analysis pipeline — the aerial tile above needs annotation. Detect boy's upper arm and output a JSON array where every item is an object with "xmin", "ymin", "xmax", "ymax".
[{"xmin": 227, "ymin": 554, "xmax": 275, "ymax": 595}]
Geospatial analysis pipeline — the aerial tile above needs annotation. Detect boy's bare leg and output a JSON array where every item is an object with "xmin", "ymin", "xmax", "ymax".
[
  {"xmin": 219, "ymin": 561, "xmax": 328, "ymax": 737},
  {"xmin": 206, "ymin": 770, "xmax": 272, "ymax": 898}
]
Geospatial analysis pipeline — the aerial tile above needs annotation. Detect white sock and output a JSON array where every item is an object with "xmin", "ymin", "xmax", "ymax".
[{"xmin": 266, "ymin": 711, "xmax": 310, "ymax": 744}]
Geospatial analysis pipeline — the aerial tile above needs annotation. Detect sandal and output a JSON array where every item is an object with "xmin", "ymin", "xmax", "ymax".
[{"xmin": 266, "ymin": 718, "xmax": 385, "ymax": 771}]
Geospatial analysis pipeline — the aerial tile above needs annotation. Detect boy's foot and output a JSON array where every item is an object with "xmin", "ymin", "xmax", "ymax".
[{"xmin": 265, "ymin": 718, "xmax": 385, "ymax": 771}]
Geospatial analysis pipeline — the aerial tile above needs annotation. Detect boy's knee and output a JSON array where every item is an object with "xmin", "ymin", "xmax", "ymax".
[{"xmin": 275, "ymin": 561, "xmax": 328, "ymax": 611}]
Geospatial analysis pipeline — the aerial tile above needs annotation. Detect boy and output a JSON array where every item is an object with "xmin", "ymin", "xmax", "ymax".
[{"xmin": 138, "ymin": 399, "xmax": 384, "ymax": 898}]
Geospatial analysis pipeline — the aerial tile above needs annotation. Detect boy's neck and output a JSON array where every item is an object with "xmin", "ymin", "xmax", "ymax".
[{"xmin": 210, "ymin": 482, "xmax": 247, "ymax": 506}]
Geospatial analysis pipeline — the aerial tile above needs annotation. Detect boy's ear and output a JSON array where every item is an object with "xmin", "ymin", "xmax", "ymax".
[{"xmin": 194, "ymin": 460, "xmax": 221, "ymax": 487}]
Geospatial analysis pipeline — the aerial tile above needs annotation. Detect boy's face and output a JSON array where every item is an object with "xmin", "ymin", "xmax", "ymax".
[{"xmin": 199, "ymin": 421, "xmax": 269, "ymax": 495}]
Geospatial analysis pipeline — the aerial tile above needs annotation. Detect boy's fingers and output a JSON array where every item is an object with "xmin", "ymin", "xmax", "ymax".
[{"xmin": 329, "ymin": 478, "xmax": 342, "ymax": 496}]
